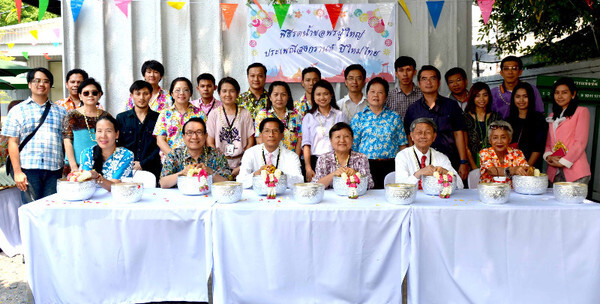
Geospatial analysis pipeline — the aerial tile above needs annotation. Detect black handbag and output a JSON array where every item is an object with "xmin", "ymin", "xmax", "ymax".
[{"xmin": 6, "ymin": 102, "xmax": 51, "ymax": 178}]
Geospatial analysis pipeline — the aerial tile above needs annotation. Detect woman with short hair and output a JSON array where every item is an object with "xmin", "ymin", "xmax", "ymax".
[{"xmin": 479, "ymin": 120, "xmax": 530, "ymax": 185}]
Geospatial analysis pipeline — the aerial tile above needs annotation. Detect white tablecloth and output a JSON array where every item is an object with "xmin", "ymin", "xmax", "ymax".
[
  {"xmin": 0, "ymin": 187, "xmax": 22, "ymax": 257},
  {"xmin": 18, "ymin": 188, "xmax": 212, "ymax": 304},
  {"xmin": 408, "ymin": 190, "xmax": 600, "ymax": 304},
  {"xmin": 211, "ymin": 190, "xmax": 411, "ymax": 304}
]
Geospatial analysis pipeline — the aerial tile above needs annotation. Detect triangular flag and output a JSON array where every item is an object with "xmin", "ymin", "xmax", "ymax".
[
  {"xmin": 43, "ymin": 53, "xmax": 50, "ymax": 60},
  {"xmin": 167, "ymin": 1, "xmax": 185, "ymax": 10},
  {"xmin": 252, "ymin": 0, "xmax": 265, "ymax": 14},
  {"xmin": 477, "ymin": 0, "xmax": 495, "ymax": 25},
  {"xmin": 273, "ymin": 3, "xmax": 290, "ymax": 29},
  {"xmin": 53, "ymin": 42, "xmax": 60, "ymax": 47},
  {"xmin": 586, "ymin": 0, "xmax": 594, "ymax": 9},
  {"xmin": 53, "ymin": 28, "xmax": 60, "ymax": 38},
  {"xmin": 426, "ymin": 1, "xmax": 444, "ymax": 28},
  {"xmin": 325, "ymin": 4, "xmax": 343, "ymax": 30},
  {"xmin": 220, "ymin": 3, "xmax": 238, "ymax": 30},
  {"xmin": 397, "ymin": 0, "xmax": 412, "ymax": 23},
  {"xmin": 15, "ymin": 0, "xmax": 22, "ymax": 23},
  {"xmin": 22, "ymin": 51, "xmax": 28, "ymax": 60},
  {"xmin": 115, "ymin": 0, "xmax": 132, "ymax": 17},
  {"xmin": 7, "ymin": 43, "xmax": 14, "ymax": 49},
  {"xmin": 38, "ymin": 0, "xmax": 49, "ymax": 21},
  {"xmin": 71, "ymin": 0, "xmax": 85, "ymax": 22},
  {"xmin": 30, "ymin": 30, "xmax": 38, "ymax": 40}
]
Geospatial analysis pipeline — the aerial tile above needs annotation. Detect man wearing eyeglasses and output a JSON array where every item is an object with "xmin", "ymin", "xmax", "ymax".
[
  {"xmin": 159, "ymin": 117, "xmax": 230, "ymax": 188},
  {"xmin": 491, "ymin": 56, "xmax": 545, "ymax": 119},
  {"xmin": 2, "ymin": 67, "xmax": 67, "ymax": 203}
]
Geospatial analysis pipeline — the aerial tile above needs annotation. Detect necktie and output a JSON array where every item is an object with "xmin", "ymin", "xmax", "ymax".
[
  {"xmin": 266, "ymin": 152, "xmax": 273, "ymax": 165},
  {"xmin": 418, "ymin": 155, "xmax": 427, "ymax": 190}
]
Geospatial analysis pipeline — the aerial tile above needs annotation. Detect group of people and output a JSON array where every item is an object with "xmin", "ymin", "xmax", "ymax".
[{"xmin": 0, "ymin": 55, "xmax": 591, "ymax": 204}]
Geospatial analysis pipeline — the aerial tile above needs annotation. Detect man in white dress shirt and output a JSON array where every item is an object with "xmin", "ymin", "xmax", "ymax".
[
  {"xmin": 336, "ymin": 64, "xmax": 368, "ymax": 120},
  {"xmin": 237, "ymin": 118, "xmax": 303, "ymax": 188},
  {"xmin": 395, "ymin": 117, "xmax": 464, "ymax": 188}
]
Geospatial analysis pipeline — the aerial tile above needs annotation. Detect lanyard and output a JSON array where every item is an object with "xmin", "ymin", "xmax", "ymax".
[
  {"xmin": 413, "ymin": 147, "xmax": 431, "ymax": 168},
  {"xmin": 222, "ymin": 106, "xmax": 238, "ymax": 131},
  {"xmin": 262, "ymin": 145, "xmax": 281, "ymax": 169}
]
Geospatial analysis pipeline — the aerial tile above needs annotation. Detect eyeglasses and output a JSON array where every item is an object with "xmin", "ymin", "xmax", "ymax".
[
  {"xmin": 82, "ymin": 90, "xmax": 99, "ymax": 97},
  {"xmin": 32, "ymin": 78, "xmax": 50, "ymax": 85},
  {"xmin": 262, "ymin": 129, "xmax": 281, "ymax": 135},
  {"xmin": 174, "ymin": 89, "xmax": 191, "ymax": 94},
  {"xmin": 502, "ymin": 66, "xmax": 520, "ymax": 71},
  {"xmin": 185, "ymin": 130, "xmax": 205, "ymax": 137}
]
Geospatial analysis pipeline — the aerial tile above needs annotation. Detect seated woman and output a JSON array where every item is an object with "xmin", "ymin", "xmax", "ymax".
[
  {"xmin": 544, "ymin": 77, "xmax": 591, "ymax": 184},
  {"xmin": 63, "ymin": 78, "xmax": 110, "ymax": 173},
  {"xmin": 507, "ymin": 82, "xmax": 548, "ymax": 169},
  {"xmin": 79, "ymin": 116, "xmax": 134, "ymax": 191},
  {"xmin": 312, "ymin": 122, "xmax": 374, "ymax": 189},
  {"xmin": 254, "ymin": 81, "xmax": 302, "ymax": 156},
  {"xmin": 463, "ymin": 82, "xmax": 500, "ymax": 169},
  {"xmin": 479, "ymin": 120, "xmax": 530, "ymax": 185}
]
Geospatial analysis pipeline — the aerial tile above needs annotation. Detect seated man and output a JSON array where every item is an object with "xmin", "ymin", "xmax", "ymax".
[
  {"xmin": 237, "ymin": 117, "xmax": 303, "ymax": 188},
  {"xmin": 159, "ymin": 117, "xmax": 231, "ymax": 188},
  {"xmin": 395, "ymin": 118, "xmax": 464, "ymax": 188}
]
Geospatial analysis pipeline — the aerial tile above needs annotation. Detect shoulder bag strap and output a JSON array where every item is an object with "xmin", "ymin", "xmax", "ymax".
[{"xmin": 18, "ymin": 102, "xmax": 51, "ymax": 151}]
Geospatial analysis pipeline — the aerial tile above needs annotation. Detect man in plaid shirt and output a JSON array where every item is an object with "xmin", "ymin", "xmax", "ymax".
[
  {"xmin": 2, "ymin": 68, "xmax": 67, "ymax": 203},
  {"xmin": 384, "ymin": 56, "xmax": 423, "ymax": 120}
]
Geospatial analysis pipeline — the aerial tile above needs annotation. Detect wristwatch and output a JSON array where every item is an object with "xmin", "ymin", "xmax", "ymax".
[{"xmin": 460, "ymin": 159, "xmax": 468, "ymax": 165}]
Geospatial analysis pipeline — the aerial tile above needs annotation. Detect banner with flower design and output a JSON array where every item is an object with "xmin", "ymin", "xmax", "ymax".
[{"xmin": 248, "ymin": 4, "xmax": 396, "ymax": 83}]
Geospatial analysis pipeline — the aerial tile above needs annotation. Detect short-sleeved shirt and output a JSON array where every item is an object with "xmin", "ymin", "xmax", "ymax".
[
  {"xmin": 312, "ymin": 150, "xmax": 374, "ymax": 189},
  {"xmin": 237, "ymin": 89, "xmax": 268, "ymax": 119},
  {"xmin": 79, "ymin": 146, "xmax": 134, "ymax": 180},
  {"xmin": 479, "ymin": 147, "xmax": 528, "ymax": 185},
  {"xmin": 160, "ymin": 146, "xmax": 231, "ymax": 179},
  {"xmin": 404, "ymin": 96, "xmax": 467, "ymax": 166},
  {"xmin": 1, "ymin": 97, "xmax": 66, "ymax": 171},
  {"xmin": 385, "ymin": 84, "xmax": 423, "ymax": 119},
  {"xmin": 56, "ymin": 96, "xmax": 104, "ymax": 112},
  {"xmin": 490, "ymin": 83, "xmax": 545, "ymax": 119},
  {"xmin": 301, "ymin": 108, "xmax": 348, "ymax": 156},
  {"xmin": 448, "ymin": 93, "xmax": 468, "ymax": 112},
  {"xmin": 62, "ymin": 109, "xmax": 110, "ymax": 165},
  {"xmin": 153, "ymin": 103, "xmax": 205, "ymax": 151},
  {"xmin": 206, "ymin": 106, "xmax": 255, "ymax": 168},
  {"xmin": 126, "ymin": 87, "xmax": 172, "ymax": 112},
  {"xmin": 190, "ymin": 98, "xmax": 222, "ymax": 119},
  {"xmin": 254, "ymin": 108, "xmax": 302, "ymax": 153},
  {"xmin": 337, "ymin": 94, "xmax": 368, "ymax": 121},
  {"xmin": 294, "ymin": 94, "xmax": 312, "ymax": 118},
  {"xmin": 351, "ymin": 106, "xmax": 408, "ymax": 160}
]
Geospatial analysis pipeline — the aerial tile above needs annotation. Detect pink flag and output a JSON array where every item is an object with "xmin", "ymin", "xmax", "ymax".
[
  {"xmin": 53, "ymin": 28, "xmax": 60, "ymax": 38},
  {"xmin": 115, "ymin": 0, "xmax": 132, "ymax": 17},
  {"xmin": 477, "ymin": 0, "xmax": 495, "ymax": 25}
]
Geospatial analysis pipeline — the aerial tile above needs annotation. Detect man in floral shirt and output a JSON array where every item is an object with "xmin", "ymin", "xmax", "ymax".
[
  {"xmin": 294, "ymin": 67, "xmax": 321, "ymax": 117},
  {"xmin": 237, "ymin": 62, "xmax": 268, "ymax": 119}
]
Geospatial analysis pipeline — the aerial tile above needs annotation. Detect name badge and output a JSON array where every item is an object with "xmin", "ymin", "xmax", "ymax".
[{"xmin": 226, "ymin": 144, "xmax": 235, "ymax": 156}]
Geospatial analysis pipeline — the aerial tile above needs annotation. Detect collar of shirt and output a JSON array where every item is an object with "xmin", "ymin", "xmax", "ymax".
[
  {"xmin": 315, "ymin": 108, "xmax": 338, "ymax": 119},
  {"xmin": 418, "ymin": 95, "xmax": 444, "ymax": 112},
  {"xmin": 267, "ymin": 107, "xmax": 290, "ymax": 119},
  {"xmin": 244, "ymin": 89, "xmax": 268, "ymax": 101},
  {"xmin": 340, "ymin": 94, "xmax": 367, "ymax": 105},
  {"xmin": 25, "ymin": 96, "xmax": 52, "ymax": 106},
  {"xmin": 362, "ymin": 105, "xmax": 390, "ymax": 115},
  {"xmin": 413, "ymin": 146, "xmax": 431, "ymax": 160},
  {"xmin": 261, "ymin": 143, "xmax": 280, "ymax": 161},
  {"xmin": 167, "ymin": 102, "xmax": 197, "ymax": 112},
  {"xmin": 183, "ymin": 146, "xmax": 210, "ymax": 162},
  {"xmin": 394, "ymin": 83, "xmax": 421, "ymax": 96}
]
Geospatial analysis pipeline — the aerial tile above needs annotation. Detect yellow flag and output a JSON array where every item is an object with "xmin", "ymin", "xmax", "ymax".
[
  {"xmin": 167, "ymin": 1, "xmax": 185, "ymax": 10},
  {"xmin": 397, "ymin": 0, "xmax": 412, "ymax": 23},
  {"xmin": 7, "ymin": 43, "xmax": 14, "ymax": 49},
  {"xmin": 30, "ymin": 30, "xmax": 38, "ymax": 40}
]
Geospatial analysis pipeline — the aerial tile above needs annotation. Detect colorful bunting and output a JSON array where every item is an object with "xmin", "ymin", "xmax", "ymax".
[
  {"xmin": 71, "ymin": 0, "xmax": 85, "ymax": 23},
  {"xmin": 167, "ymin": 1, "xmax": 185, "ymax": 10},
  {"xmin": 53, "ymin": 28, "xmax": 60, "ymax": 38},
  {"xmin": 220, "ymin": 3, "xmax": 238, "ymax": 30},
  {"xmin": 22, "ymin": 51, "xmax": 28, "ymax": 60},
  {"xmin": 273, "ymin": 3, "xmax": 290, "ymax": 29},
  {"xmin": 397, "ymin": 0, "xmax": 412, "ymax": 23},
  {"xmin": 586, "ymin": 0, "xmax": 594, "ymax": 10},
  {"xmin": 252, "ymin": 0, "xmax": 265, "ymax": 14},
  {"xmin": 38, "ymin": 0, "xmax": 49, "ymax": 21},
  {"xmin": 30, "ymin": 30, "xmax": 38, "ymax": 40},
  {"xmin": 426, "ymin": 1, "xmax": 444, "ymax": 28},
  {"xmin": 53, "ymin": 42, "xmax": 60, "ymax": 47},
  {"xmin": 7, "ymin": 43, "xmax": 14, "ymax": 49},
  {"xmin": 15, "ymin": 0, "xmax": 22, "ymax": 23},
  {"xmin": 43, "ymin": 53, "xmax": 51, "ymax": 60},
  {"xmin": 325, "ymin": 4, "xmax": 343, "ymax": 30},
  {"xmin": 115, "ymin": 0, "xmax": 132, "ymax": 17},
  {"xmin": 477, "ymin": 0, "xmax": 495, "ymax": 25}
]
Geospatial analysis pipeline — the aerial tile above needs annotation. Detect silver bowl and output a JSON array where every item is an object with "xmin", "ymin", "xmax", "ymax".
[
  {"xmin": 177, "ymin": 175, "xmax": 213, "ymax": 195},
  {"xmin": 553, "ymin": 182, "xmax": 588, "ymax": 204},
  {"xmin": 212, "ymin": 181, "xmax": 243, "ymax": 204},
  {"xmin": 292, "ymin": 183, "xmax": 325, "ymax": 204},
  {"xmin": 422, "ymin": 175, "xmax": 457, "ymax": 196},
  {"xmin": 478, "ymin": 183, "xmax": 511, "ymax": 204},
  {"xmin": 252, "ymin": 174, "xmax": 287, "ymax": 195},
  {"xmin": 56, "ymin": 178, "xmax": 96, "ymax": 201},
  {"xmin": 111, "ymin": 182, "xmax": 144, "ymax": 203},
  {"xmin": 385, "ymin": 183, "xmax": 417, "ymax": 205},
  {"xmin": 332, "ymin": 175, "xmax": 368, "ymax": 197},
  {"xmin": 512, "ymin": 174, "xmax": 548, "ymax": 195}
]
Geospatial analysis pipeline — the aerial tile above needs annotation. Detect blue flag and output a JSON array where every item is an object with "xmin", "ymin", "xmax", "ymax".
[{"xmin": 426, "ymin": 1, "xmax": 445, "ymax": 28}]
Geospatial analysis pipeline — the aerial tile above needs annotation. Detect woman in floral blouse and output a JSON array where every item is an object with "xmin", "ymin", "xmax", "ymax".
[
  {"xmin": 153, "ymin": 77, "xmax": 204, "ymax": 156},
  {"xmin": 313, "ymin": 122, "xmax": 373, "ymax": 189},
  {"xmin": 479, "ymin": 120, "xmax": 530, "ymax": 185},
  {"xmin": 254, "ymin": 81, "xmax": 302, "ymax": 156}
]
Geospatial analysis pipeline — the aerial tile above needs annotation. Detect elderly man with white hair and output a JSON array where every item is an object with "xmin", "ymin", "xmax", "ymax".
[{"xmin": 395, "ymin": 117, "xmax": 464, "ymax": 189}]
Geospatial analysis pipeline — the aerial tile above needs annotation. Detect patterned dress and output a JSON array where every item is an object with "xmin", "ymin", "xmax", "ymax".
[
  {"xmin": 464, "ymin": 112, "xmax": 501, "ymax": 167},
  {"xmin": 351, "ymin": 106, "xmax": 408, "ymax": 159},
  {"xmin": 153, "ymin": 103, "xmax": 205, "ymax": 151},
  {"xmin": 254, "ymin": 108, "xmax": 302, "ymax": 153},
  {"xmin": 312, "ymin": 150, "xmax": 374, "ymax": 189},
  {"xmin": 79, "ymin": 146, "xmax": 134, "ymax": 180},
  {"xmin": 479, "ymin": 147, "xmax": 528, "ymax": 185},
  {"xmin": 62, "ymin": 110, "xmax": 110, "ymax": 165}
]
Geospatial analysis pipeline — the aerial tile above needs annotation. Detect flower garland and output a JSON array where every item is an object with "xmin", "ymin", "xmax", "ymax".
[
  {"xmin": 67, "ymin": 170, "xmax": 93, "ymax": 182},
  {"xmin": 341, "ymin": 172, "xmax": 361, "ymax": 199},
  {"xmin": 261, "ymin": 165, "xmax": 282, "ymax": 199},
  {"xmin": 187, "ymin": 168, "xmax": 209, "ymax": 192},
  {"xmin": 433, "ymin": 171, "xmax": 453, "ymax": 198}
]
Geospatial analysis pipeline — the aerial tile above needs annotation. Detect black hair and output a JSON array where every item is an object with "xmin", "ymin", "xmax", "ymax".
[
  {"xmin": 267, "ymin": 81, "xmax": 293, "ymax": 110},
  {"xmin": 169, "ymin": 77, "xmax": 193, "ymax": 97},
  {"xmin": 551, "ymin": 77, "xmax": 579, "ymax": 119},
  {"xmin": 366, "ymin": 77, "xmax": 389, "ymax": 98},
  {"xmin": 465, "ymin": 82, "xmax": 492, "ymax": 114},
  {"xmin": 417, "ymin": 65, "xmax": 441, "ymax": 82},
  {"xmin": 196, "ymin": 73, "xmax": 216, "ymax": 85},
  {"xmin": 344, "ymin": 64, "xmax": 366, "ymax": 79},
  {"xmin": 26, "ymin": 67, "xmax": 53, "ymax": 86},
  {"xmin": 218, "ymin": 77, "xmax": 241, "ymax": 94},
  {"xmin": 301, "ymin": 67, "xmax": 321, "ymax": 80},
  {"xmin": 500, "ymin": 56, "xmax": 523, "ymax": 70},
  {"xmin": 308, "ymin": 80, "xmax": 340, "ymax": 114},
  {"xmin": 182, "ymin": 117, "xmax": 207, "ymax": 135},
  {"xmin": 509, "ymin": 82, "xmax": 537, "ymax": 120},
  {"xmin": 259, "ymin": 117, "xmax": 285, "ymax": 133},
  {"xmin": 65, "ymin": 68, "xmax": 88, "ymax": 82},
  {"xmin": 129, "ymin": 80, "xmax": 152, "ymax": 94},
  {"xmin": 77, "ymin": 77, "xmax": 103, "ymax": 96},
  {"xmin": 246, "ymin": 62, "xmax": 267, "ymax": 76},
  {"xmin": 444, "ymin": 67, "xmax": 467, "ymax": 83},
  {"xmin": 394, "ymin": 56, "xmax": 417, "ymax": 70},
  {"xmin": 141, "ymin": 60, "xmax": 165, "ymax": 77},
  {"xmin": 92, "ymin": 115, "xmax": 118, "ymax": 174},
  {"xmin": 329, "ymin": 122, "xmax": 353, "ymax": 138}
]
